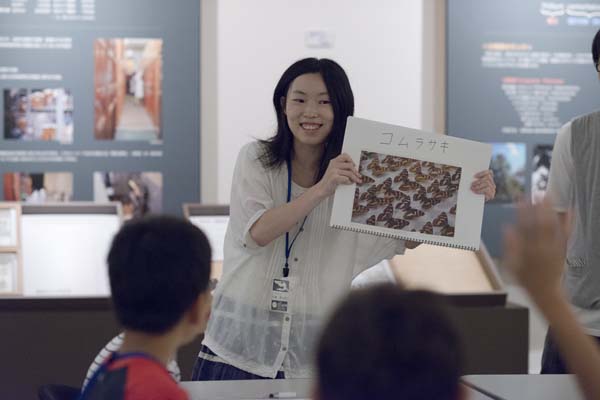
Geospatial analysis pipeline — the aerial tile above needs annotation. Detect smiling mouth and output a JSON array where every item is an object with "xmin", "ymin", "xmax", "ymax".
[{"xmin": 300, "ymin": 123, "xmax": 322, "ymax": 131}]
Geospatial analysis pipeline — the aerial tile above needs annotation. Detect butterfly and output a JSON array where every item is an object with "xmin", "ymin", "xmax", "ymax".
[
  {"xmin": 433, "ymin": 212, "xmax": 448, "ymax": 227},
  {"xmin": 377, "ymin": 204, "xmax": 394, "ymax": 222},
  {"xmin": 403, "ymin": 208, "xmax": 425, "ymax": 220},
  {"xmin": 358, "ymin": 175, "xmax": 375, "ymax": 186},
  {"xmin": 420, "ymin": 221, "xmax": 433, "ymax": 234},
  {"xmin": 352, "ymin": 204, "xmax": 370, "ymax": 217},
  {"xmin": 440, "ymin": 172, "xmax": 452, "ymax": 186},
  {"xmin": 382, "ymin": 155, "xmax": 399, "ymax": 164},
  {"xmin": 428, "ymin": 166, "xmax": 442, "ymax": 177},
  {"xmin": 415, "ymin": 173, "xmax": 429, "ymax": 183},
  {"xmin": 433, "ymin": 190, "xmax": 451, "ymax": 200},
  {"xmin": 395, "ymin": 199, "xmax": 412, "ymax": 211},
  {"xmin": 399, "ymin": 181, "xmax": 420, "ymax": 191},
  {"xmin": 371, "ymin": 165, "xmax": 389, "ymax": 177},
  {"xmin": 440, "ymin": 224, "xmax": 455, "ymax": 237},
  {"xmin": 385, "ymin": 218, "xmax": 410, "ymax": 229},
  {"xmin": 427, "ymin": 180, "xmax": 440, "ymax": 194},
  {"xmin": 366, "ymin": 215, "xmax": 377, "ymax": 225},
  {"xmin": 452, "ymin": 169, "xmax": 462, "ymax": 182}
]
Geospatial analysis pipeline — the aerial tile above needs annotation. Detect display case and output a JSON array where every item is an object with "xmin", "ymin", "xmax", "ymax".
[
  {"xmin": 2, "ymin": 202, "xmax": 123, "ymax": 298},
  {"xmin": 183, "ymin": 204, "xmax": 229, "ymax": 282},
  {"xmin": 389, "ymin": 241, "xmax": 505, "ymax": 306},
  {"xmin": 0, "ymin": 203, "xmax": 22, "ymax": 295}
]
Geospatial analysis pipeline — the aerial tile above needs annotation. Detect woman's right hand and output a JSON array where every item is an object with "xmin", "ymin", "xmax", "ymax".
[{"xmin": 315, "ymin": 153, "xmax": 362, "ymax": 199}]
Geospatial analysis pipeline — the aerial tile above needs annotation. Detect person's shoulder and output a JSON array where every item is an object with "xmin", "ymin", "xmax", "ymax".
[
  {"xmin": 237, "ymin": 141, "xmax": 274, "ymax": 172},
  {"xmin": 237, "ymin": 141, "xmax": 263, "ymax": 161},
  {"xmin": 118, "ymin": 357, "xmax": 187, "ymax": 400},
  {"xmin": 570, "ymin": 110, "xmax": 600, "ymax": 129},
  {"xmin": 239, "ymin": 140, "xmax": 263, "ymax": 153}
]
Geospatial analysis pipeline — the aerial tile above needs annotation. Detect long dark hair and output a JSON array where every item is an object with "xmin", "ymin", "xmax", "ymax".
[{"xmin": 258, "ymin": 58, "xmax": 354, "ymax": 181}]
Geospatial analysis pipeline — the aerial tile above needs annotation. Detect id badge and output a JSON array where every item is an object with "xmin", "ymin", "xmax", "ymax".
[{"xmin": 270, "ymin": 277, "xmax": 294, "ymax": 313}]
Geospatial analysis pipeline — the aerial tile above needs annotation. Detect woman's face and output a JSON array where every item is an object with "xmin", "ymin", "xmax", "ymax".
[{"xmin": 283, "ymin": 73, "xmax": 334, "ymax": 149}]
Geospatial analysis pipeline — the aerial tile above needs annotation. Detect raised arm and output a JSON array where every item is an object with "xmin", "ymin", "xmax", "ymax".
[
  {"xmin": 503, "ymin": 202, "xmax": 600, "ymax": 400},
  {"xmin": 249, "ymin": 153, "xmax": 361, "ymax": 247}
]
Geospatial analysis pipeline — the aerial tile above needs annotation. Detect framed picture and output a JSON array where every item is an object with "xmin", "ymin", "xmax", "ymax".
[
  {"xmin": 0, "ymin": 252, "xmax": 20, "ymax": 295},
  {"xmin": 0, "ymin": 203, "xmax": 20, "ymax": 249}
]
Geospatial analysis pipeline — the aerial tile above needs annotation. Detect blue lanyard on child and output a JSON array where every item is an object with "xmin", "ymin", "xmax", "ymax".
[
  {"xmin": 284, "ymin": 158, "xmax": 307, "ymax": 278},
  {"xmin": 78, "ymin": 352, "xmax": 158, "ymax": 400}
]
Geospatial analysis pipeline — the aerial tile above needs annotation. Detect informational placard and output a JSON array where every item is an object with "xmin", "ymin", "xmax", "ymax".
[
  {"xmin": 447, "ymin": 0, "xmax": 600, "ymax": 255},
  {"xmin": 331, "ymin": 117, "xmax": 491, "ymax": 250},
  {"xmin": 0, "ymin": 0, "xmax": 200, "ymax": 216}
]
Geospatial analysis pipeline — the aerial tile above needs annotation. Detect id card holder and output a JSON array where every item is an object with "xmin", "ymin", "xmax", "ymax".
[{"xmin": 270, "ymin": 277, "xmax": 294, "ymax": 313}]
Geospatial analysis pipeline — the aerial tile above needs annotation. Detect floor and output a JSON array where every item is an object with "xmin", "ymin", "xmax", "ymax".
[{"xmin": 115, "ymin": 96, "xmax": 160, "ymax": 141}]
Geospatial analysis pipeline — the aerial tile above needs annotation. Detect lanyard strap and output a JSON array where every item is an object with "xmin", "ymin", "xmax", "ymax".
[{"xmin": 284, "ymin": 159, "xmax": 307, "ymax": 278}]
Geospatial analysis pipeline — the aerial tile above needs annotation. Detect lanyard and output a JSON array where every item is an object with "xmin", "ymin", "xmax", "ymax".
[
  {"xmin": 78, "ymin": 352, "xmax": 158, "ymax": 400},
  {"xmin": 284, "ymin": 159, "xmax": 307, "ymax": 278}
]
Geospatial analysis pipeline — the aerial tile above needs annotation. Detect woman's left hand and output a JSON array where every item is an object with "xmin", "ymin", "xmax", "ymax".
[{"xmin": 471, "ymin": 170, "xmax": 496, "ymax": 202}]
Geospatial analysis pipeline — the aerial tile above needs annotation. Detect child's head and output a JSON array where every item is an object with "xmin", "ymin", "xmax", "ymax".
[
  {"xmin": 108, "ymin": 215, "xmax": 212, "ymax": 342},
  {"xmin": 592, "ymin": 28, "xmax": 600, "ymax": 73},
  {"xmin": 315, "ymin": 285, "xmax": 464, "ymax": 400},
  {"xmin": 260, "ymin": 58, "xmax": 354, "ymax": 180}
]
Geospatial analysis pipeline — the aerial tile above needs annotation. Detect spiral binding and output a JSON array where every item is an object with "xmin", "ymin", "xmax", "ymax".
[{"xmin": 331, "ymin": 224, "xmax": 476, "ymax": 251}]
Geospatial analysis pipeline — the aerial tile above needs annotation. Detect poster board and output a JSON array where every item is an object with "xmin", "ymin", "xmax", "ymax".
[
  {"xmin": 447, "ymin": 0, "xmax": 600, "ymax": 255},
  {"xmin": 331, "ymin": 117, "xmax": 491, "ymax": 250}
]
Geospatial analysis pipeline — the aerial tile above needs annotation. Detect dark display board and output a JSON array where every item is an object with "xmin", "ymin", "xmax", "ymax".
[
  {"xmin": 0, "ymin": 0, "xmax": 200, "ymax": 217},
  {"xmin": 447, "ymin": 0, "xmax": 600, "ymax": 256}
]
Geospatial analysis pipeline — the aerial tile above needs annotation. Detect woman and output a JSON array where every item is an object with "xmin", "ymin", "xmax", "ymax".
[{"xmin": 192, "ymin": 58, "xmax": 495, "ymax": 380}]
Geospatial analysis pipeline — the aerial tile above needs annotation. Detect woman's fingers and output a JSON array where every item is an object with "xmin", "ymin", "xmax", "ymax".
[
  {"xmin": 335, "ymin": 168, "xmax": 361, "ymax": 184},
  {"xmin": 471, "ymin": 170, "xmax": 496, "ymax": 201},
  {"xmin": 333, "ymin": 157, "xmax": 361, "ymax": 181}
]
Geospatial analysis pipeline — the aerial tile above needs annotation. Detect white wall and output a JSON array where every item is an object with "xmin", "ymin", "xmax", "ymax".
[{"xmin": 202, "ymin": 0, "xmax": 439, "ymax": 203}]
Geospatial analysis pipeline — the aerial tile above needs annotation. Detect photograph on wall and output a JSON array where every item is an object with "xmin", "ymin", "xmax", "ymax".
[
  {"xmin": 489, "ymin": 143, "xmax": 526, "ymax": 203},
  {"xmin": 94, "ymin": 38, "xmax": 163, "ymax": 142},
  {"xmin": 3, "ymin": 172, "xmax": 73, "ymax": 203},
  {"xmin": 0, "ymin": 253, "xmax": 19, "ymax": 295},
  {"xmin": 94, "ymin": 172, "xmax": 162, "ymax": 219},
  {"xmin": 351, "ymin": 151, "xmax": 460, "ymax": 237},
  {"xmin": 532, "ymin": 144, "xmax": 553, "ymax": 204},
  {"xmin": 3, "ymin": 89, "xmax": 74, "ymax": 143}
]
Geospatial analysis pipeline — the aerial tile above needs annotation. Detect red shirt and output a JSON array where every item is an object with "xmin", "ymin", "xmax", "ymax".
[{"xmin": 82, "ymin": 353, "xmax": 188, "ymax": 400}]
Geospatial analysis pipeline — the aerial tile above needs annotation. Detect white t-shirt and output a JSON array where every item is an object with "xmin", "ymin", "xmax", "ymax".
[
  {"xmin": 202, "ymin": 142, "xmax": 406, "ymax": 378},
  {"xmin": 547, "ymin": 121, "xmax": 600, "ymax": 336},
  {"xmin": 82, "ymin": 333, "xmax": 181, "ymax": 390}
]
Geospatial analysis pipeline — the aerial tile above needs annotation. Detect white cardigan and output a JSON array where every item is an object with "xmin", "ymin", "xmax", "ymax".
[{"xmin": 202, "ymin": 141, "xmax": 405, "ymax": 378}]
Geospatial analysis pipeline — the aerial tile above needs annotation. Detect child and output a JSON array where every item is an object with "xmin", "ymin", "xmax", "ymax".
[
  {"xmin": 79, "ymin": 216, "xmax": 212, "ymax": 400},
  {"xmin": 314, "ymin": 284, "xmax": 465, "ymax": 400}
]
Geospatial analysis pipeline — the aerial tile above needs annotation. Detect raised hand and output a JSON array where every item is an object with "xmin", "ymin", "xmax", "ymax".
[{"xmin": 503, "ymin": 201, "xmax": 566, "ymax": 302}]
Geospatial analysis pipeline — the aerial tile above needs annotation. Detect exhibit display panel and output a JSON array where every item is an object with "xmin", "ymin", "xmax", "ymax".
[
  {"xmin": 0, "ymin": 0, "xmax": 201, "ymax": 216},
  {"xmin": 447, "ymin": 0, "xmax": 600, "ymax": 255},
  {"xmin": 3, "ymin": 203, "xmax": 121, "ymax": 297},
  {"xmin": 183, "ymin": 204, "xmax": 229, "ymax": 281}
]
